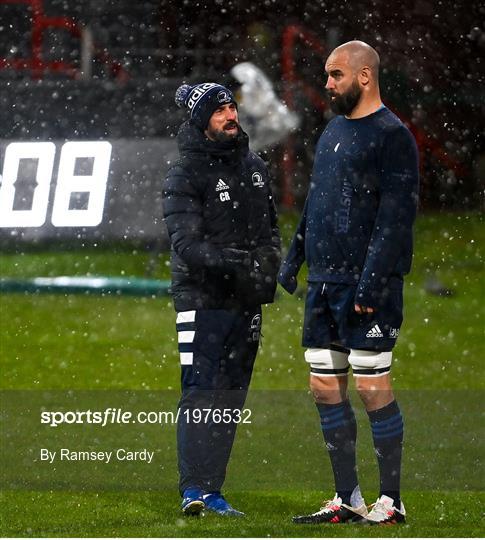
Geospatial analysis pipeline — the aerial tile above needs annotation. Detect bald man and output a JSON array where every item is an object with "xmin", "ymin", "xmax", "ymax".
[{"xmin": 279, "ymin": 41, "xmax": 419, "ymax": 525}]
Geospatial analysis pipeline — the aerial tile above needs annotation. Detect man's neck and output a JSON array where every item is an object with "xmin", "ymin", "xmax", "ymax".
[{"xmin": 345, "ymin": 95, "xmax": 383, "ymax": 119}]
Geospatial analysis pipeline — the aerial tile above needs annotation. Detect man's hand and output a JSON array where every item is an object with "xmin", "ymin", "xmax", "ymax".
[
  {"xmin": 354, "ymin": 304, "xmax": 375, "ymax": 315},
  {"xmin": 221, "ymin": 248, "xmax": 252, "ymax": 268},
  {"xmin": 278, "ymin": 266, "xmax": 298, "ymax": 294}
]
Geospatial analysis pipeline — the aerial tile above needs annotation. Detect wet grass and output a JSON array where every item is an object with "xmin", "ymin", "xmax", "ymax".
[
  {"xmin": 1, "ymin": 490, "xmax": 484, "ymax": 537},
  {"xmin": 0, "ymin": 211, "xmax": 484, "ymax": 537}
]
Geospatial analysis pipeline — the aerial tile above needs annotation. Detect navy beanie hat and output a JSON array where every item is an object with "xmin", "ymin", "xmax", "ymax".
[{"xmin": 175, "ymin": 82, "xmax": 237, "ymax": 129}]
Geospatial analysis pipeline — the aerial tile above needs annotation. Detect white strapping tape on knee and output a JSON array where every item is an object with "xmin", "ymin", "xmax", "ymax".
[
  {"xmin": 305, "ymin": 348, "xmax": 349, "ymax": 369},
  {"xmin": 349, "ymin": 349, "xmax": 392, "ymax": 370}
]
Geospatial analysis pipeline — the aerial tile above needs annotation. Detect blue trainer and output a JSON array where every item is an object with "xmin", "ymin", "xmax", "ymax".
[
  {"xmin": 203, "ymin": 492, "xmax": 245, "ymax": 517},
  {"xmin": 181, "ymin": 487, "xmax": 205, "ymax": 515}
]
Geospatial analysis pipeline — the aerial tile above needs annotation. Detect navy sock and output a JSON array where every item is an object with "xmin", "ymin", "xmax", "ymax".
[
  {"xmin": 316, "ymin": 400, "xmax": 358, "ymax": 504},
  {"xmin": 367, "ymin": 400, "xmax": 404, "ymax": 509}
]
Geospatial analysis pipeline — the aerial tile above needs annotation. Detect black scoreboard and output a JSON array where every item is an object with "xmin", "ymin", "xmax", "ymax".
[{"xmin": 0, "ymin": 139, "xmax": 177, "ymax": 246}]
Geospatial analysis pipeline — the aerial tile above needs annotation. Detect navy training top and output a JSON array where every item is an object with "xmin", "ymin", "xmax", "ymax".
[{"xmin": 279, "ymin": 106, "xmax": 419, "ymax": 308}]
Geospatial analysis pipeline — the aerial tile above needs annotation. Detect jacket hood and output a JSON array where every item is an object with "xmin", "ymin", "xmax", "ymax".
[{"xmin": 176, "ymin": 120, "xmax": 249, "ymax": 162}]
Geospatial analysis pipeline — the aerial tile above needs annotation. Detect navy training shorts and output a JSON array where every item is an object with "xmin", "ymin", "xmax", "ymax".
[{"xmin": 302, "ymin": 281, "xmax": 403, "ymax": 352}]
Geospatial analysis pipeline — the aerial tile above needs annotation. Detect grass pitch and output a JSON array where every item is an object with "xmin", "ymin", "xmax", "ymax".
[{"xmin": 0, "ymin": 212, "xmax": 484, "ymax": 537}]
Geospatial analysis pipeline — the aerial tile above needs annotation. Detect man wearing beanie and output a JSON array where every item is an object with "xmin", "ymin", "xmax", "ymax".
[{"xmin": 162, "ymin": 82, "xmax": 281, "ymax": 516}]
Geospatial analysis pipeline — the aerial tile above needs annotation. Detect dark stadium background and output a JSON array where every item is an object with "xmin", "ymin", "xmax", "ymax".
[{"xmin": 0, "ymin": 0, "xmax": 483, "ymax": 248}]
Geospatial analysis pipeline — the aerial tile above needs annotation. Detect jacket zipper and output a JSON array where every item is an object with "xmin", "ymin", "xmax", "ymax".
[{"xmin": 321, "ymin": 283, "xmax": 326, "ymax": 294}]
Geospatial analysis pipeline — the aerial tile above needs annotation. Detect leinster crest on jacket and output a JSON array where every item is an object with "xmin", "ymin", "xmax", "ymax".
[{"xmin": 252, "ymin": 172, "xmax": 264, "ymax": 188}]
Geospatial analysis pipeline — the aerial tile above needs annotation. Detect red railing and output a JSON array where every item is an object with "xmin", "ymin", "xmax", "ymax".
[
  {"xmin": 280, "ymin": 25, "xmax": 327, "ymax": 208},
  {"xmin": 0, "ymin": 0, "xmax": 128, "ymax": 80},
  {"xmin": 280, "ymin": 24, "xmax": 467, "ymax": 208}
]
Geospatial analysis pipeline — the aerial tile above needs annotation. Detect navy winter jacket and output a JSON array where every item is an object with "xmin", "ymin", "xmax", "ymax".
[
  {"xmin": 279, "ymin": 107, "xmax": 419, "ymax": 308},
  {"xmin": 163, "ymin": 121, "xmax": 280, "ymax": 311}
]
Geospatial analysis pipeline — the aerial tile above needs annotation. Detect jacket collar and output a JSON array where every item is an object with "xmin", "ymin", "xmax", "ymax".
[{"xmin": 177, "ymin": 120, "xmax": 249, "ymax": 163}]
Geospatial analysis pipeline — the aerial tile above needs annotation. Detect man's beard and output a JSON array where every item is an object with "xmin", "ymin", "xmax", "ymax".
[
  {"xmin": 328, "ymin": 80, "xmax": 362, "ymax": 116},
  {"xmin": 207, "ymin": 121, "xmax": 240, "ymax": 143}
]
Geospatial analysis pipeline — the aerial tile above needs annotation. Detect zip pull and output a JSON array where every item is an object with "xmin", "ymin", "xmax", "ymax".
[{"xmin": 321, "ymin": 283, "xmax": 326, "ymax": 294}]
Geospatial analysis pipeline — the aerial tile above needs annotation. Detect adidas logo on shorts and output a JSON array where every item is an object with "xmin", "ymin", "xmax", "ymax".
[
  {"xmin": 366, "ymin": 324, "xmax": 383, "ymax": 338},
  {"xmin": 215, "ymin": 179, "xmax": 230, "ymax": 191}
]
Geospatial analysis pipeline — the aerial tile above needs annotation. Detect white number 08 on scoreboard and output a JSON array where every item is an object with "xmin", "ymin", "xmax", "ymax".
[{"xmin": 0, "ymin": 141, "xmax": 112, "ymax": 228}]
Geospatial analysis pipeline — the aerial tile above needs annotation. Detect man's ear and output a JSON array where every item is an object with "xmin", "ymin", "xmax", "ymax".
[{"xmin": 359, "ymin": 66, "xmax": 371, "ymax": 87}]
